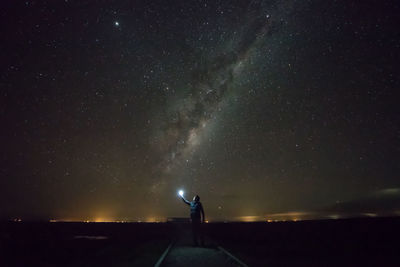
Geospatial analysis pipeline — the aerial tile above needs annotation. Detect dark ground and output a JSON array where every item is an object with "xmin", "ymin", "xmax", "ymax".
[
  {"xmin": 0, "ymin": 222, "xmax": 172, "ymax": 267},
  {"xmin": 206, "ymin": 217, "xmax": 400, "ymax": 267},
  {"xmin": 1, "ymin": 217, "xmax": 399, "ymax": 266}
]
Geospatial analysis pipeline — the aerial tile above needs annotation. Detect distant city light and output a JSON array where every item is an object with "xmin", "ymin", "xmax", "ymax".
[{"xmin": 238, "ymin": 215, "xmax": 262, "ymax": 222}]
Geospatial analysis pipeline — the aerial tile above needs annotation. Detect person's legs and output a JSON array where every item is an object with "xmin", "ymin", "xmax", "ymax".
[
  {"xmin": 192, "ymin": 220, "xmax": 200, "ymax": 246},
  {"xmin": 198, "ymin": 222, "xmax": 204, "ymax": 246}
]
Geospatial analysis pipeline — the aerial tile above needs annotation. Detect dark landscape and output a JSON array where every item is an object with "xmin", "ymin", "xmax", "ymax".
[{"xmin": 2, "ymin": 217, "xmax": 399, "ymax": 266}]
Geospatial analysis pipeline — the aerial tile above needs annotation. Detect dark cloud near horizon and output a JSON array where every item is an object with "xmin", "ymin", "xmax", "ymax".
[{"xmin": 321, "ymin": 188, "xmax": 400, "ymax": 215}]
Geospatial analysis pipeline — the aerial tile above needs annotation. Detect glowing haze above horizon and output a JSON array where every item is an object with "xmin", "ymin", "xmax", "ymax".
[{"xmin": 1, "ymin": 0, "xmax": 399, "ymax": 222}]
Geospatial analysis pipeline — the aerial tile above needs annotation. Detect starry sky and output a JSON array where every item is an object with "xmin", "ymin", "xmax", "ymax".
[{"xmin": 1, "ymin": 0, "xmax": 399, "ymax": 221}]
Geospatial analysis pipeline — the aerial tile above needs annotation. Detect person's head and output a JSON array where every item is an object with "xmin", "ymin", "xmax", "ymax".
[{"xmin": 193, "ymin": 195, "xmax": 200, "ymax": 202}]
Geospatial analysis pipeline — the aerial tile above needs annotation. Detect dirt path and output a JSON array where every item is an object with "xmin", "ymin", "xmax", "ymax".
[
  {"xmin": 159, "ymin": 226, "xmax": 244, "ymax": 267},
  {"xmin": 162, "ymin": 245, "xmax": 239, "ymax": 267}
]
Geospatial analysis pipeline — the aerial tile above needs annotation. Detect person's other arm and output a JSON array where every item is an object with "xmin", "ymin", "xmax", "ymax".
[
  {"xmin": 181, "ymin": 196, "xmax": 190, "ymax": 205},
  {"xmin": 200, "ymin": 203, "xmax": 205, "ymax": 223}
]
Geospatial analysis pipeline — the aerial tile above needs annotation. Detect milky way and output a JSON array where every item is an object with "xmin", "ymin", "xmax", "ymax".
[{"xmin": 152, "ymin": 0, "xmax": 295, "ymax": 186}]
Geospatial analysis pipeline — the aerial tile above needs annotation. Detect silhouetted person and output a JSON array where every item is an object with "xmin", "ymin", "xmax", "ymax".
[{"xmin": 181, "ymin": 194, "xmax": 205, "ymax": 246}]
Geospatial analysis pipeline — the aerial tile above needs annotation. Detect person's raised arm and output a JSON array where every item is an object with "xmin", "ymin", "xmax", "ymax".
[{"xmin": 181, "ymin": 196, "xmax": 190, "ymax": 205}]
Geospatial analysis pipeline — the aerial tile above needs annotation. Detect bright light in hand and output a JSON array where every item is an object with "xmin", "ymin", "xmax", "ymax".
[{"xmin": 178, "ymin": 190, "xmax": 184, "ymax": 197}]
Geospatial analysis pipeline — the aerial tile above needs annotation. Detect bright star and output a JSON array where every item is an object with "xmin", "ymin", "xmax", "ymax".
[{"xmin": 115, "ymin": 21, "xmax": 119, "ymax": 26}]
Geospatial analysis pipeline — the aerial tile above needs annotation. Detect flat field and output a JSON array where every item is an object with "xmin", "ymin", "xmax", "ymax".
[{"xmin": 1, "ymin": 217, "xmax": 399, "ymax": 266}]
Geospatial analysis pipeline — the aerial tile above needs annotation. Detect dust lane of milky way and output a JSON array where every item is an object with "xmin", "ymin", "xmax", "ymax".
[{"xmin": 149, "ymin": 0, "xmax": 295, "ymax": 192}]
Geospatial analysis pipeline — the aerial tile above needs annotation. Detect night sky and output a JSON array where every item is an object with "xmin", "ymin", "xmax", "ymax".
[{"xmin": 1, "ymin": 0, "xmax": 399, "ymax": 222}]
